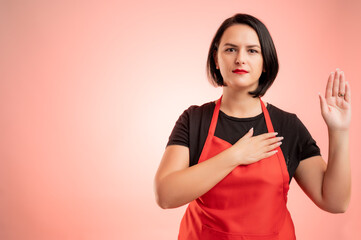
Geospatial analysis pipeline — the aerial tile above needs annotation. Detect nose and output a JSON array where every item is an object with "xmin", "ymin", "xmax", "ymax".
[{"xmin": 235, "ymin": 50, "xmax": 246, "ymax": 65}]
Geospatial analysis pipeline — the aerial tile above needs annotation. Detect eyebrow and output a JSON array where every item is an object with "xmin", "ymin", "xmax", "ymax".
[{"xmin": 223, "ymin": 43, "xmax": 261, "ymax": 49}]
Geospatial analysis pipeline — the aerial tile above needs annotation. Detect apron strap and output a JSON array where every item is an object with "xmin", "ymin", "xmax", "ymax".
[
  {"xmin": 260, "ymin": 97, "xmax": 290, "ymax": 193},
  {"xmin": 209, "ymin": 96, "xmax": 222, "ymax": 136},
  {"xmin": 260, "ymin": 97, "xmax": 274, "ymax": 133}
]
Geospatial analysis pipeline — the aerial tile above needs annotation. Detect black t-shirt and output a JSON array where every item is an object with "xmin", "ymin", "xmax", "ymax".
[{"xmin": 166, "ymin": 100, "xmax": 321, "ymax": 184}]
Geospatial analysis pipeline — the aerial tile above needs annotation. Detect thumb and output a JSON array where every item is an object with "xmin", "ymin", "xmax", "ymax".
[
  {"xmin": 243, "ymin": 127, "xmax": 254, "ymax": 138},
  {"xmin": 318, "ymin": 92, "xmax": 328, "ymax": 115}
]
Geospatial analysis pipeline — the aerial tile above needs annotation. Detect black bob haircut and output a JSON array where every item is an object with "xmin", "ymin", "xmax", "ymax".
[{"xmin": 206, "ymin": 13, "xmax": 279, "ymax": 98}]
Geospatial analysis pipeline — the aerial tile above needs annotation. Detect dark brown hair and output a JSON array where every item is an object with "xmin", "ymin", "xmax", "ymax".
[{"xmin": 206, "ymin": 13, "xmax": 279, "ymax": 98}]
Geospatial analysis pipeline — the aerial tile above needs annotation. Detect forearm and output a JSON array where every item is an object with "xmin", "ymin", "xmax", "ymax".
[
  {"xmin": 322, "ymin": 129, "xmax": 351, "ymax": 213},
  {"xmin": 156, "ymin": 148, "xmax": 238, "ymax": 209}
]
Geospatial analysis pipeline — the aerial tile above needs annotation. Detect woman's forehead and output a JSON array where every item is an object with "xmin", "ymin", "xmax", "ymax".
[{"xmin": 220, "ymin": 24, "xmax": 260, "ymax": 47}]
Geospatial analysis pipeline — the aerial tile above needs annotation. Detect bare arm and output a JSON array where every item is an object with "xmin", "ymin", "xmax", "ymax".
[
  {"xmin": 154, "ymin": 128, "xmax": 282, "ymax": 209},
  {"xmin": 295, "ymin": 69, "xmax": 351, "ymax": 213},
  {"xmin": 323, "ymin": 129, "xmax": 351, "ymax": 212},
  {"xmin": 154, "ymin": 145, "xmax": 241, "ymax": 209}
]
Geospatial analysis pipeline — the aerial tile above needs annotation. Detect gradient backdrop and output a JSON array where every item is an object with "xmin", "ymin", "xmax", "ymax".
[{"xmin": 1, "ymin": 0, "xmax": 360, "ymax": 239}]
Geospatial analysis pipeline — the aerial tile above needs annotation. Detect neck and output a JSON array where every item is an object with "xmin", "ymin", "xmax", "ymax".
[{"xmin": 219, "ymin": 87, "xmax": 265, "ymax": 118}]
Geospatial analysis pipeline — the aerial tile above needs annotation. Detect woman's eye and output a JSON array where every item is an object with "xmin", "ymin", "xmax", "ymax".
[
  {"xmin": 225, "ymin": 48, "xmax": 236, "ymax": 52},
  {"xmin": 249, "ymin": 49, "xmax": 258, "ymax": 53}
]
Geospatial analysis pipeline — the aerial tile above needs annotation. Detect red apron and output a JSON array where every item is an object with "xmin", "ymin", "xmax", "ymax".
[{"xmin": 178, "ymin": 96, "xmax": 296, "ymax": 240}]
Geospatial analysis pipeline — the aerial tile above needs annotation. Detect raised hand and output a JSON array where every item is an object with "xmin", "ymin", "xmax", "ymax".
[{"xmin": 318, "ymin": 68, "xmax": 351, "ymax": 131}]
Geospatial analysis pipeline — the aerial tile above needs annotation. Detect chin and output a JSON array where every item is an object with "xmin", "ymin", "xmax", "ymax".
[{"xmin": 225, "ymin": 80, "xmax": 258, "ymax": 90}]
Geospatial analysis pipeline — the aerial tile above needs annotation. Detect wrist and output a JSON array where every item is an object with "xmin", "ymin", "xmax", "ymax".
[
  {"xmin": 328, "ymin": 128, "xmax": 349, "ymax": 139},
  {"xmin": 226, "ymin": 145, "xmax": 244, "ymax": 167}
]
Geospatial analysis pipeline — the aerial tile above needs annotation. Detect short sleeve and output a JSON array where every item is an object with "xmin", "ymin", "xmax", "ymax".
[
  {"xmin": 294, "ymin": 115, "xmax": 321, "ymax": 161},
  {"xmin": 166, "ymin": 108, "xmax": 191, "ymax": 148},
  {"xmin": 165, "ymin": 102, "xmax": 213, "ymax": 167}
]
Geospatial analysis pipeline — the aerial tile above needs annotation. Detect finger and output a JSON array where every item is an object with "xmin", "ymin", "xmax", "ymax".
[
  {"xmin": 325, "ymin": 72, "xmax": 333, "ymax": 98},
  {"xmin": 261, "ymin": 150, "xmax": 278, "ymax": 159},
  {"xmin": 318, "ymin": 92, "xmax": 329, "ymax": 114},
  {"xmin": 241, "ymin": 127, "xmax": 254, "ymax": 140},
  {"xmin": 265, "ymin": 136, "xmax": 283, "ymax": 146},
  {"xmin": 265, "ymin": 141, "xmax": 282, "ymax": 152},
  {"xmin": 332, "ymin": 69, "xmax": 340, "ymax": 97},
  {"xmin": 345, "ymin": 81, "xmax": 351, "ymax": 103},
  {"xmin": 256, "ymin": 132, "xmax": 278, "ymax": 140},
  {"xmin": 338, "ymin": 71, "xmax": 345, "ymax": 98},
  {"xmin": 247, "ymin": 127, "xmax": 254, "ymax": 137}
]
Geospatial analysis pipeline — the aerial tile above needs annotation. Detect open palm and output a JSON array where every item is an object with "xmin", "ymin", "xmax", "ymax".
[{"xmin": 319, "ymin": 69, "xmax": 351, "ymax": 131}]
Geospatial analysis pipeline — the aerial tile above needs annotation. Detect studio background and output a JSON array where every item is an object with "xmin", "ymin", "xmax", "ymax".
[{"xmin": 0, "ymin": 0, "xmax": 360, "ymax": 239}]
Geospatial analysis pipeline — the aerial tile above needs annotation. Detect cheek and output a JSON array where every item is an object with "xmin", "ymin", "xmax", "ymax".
[
  {"xmin": 254, "ymin": 58, "xmax": 263, "ymax": 71},
  {"xmin": 218, "ymin": 59, "xmax": 228, "ymax": 72},
  {"xmin": 219, "ymin": 56, "xmax": 233, "ymax": 69}
]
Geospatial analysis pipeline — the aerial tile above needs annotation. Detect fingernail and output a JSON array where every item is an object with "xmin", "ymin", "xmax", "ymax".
[
  {"xmin": 279, "ymin": 137, "xmax": 284, "ymax": 140},
  {"xmin": 274, "ymin": 132, "xmax": 278, "ymax": 135}
]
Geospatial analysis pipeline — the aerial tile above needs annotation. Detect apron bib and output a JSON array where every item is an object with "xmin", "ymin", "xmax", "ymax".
[{"xmin": 178, "ymin": 96, "xmax": 296, "ymax": 240}]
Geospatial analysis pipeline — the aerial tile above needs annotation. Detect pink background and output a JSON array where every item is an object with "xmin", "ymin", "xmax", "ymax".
[{"xmin": 1, "ymin": 0, "xmax": 360, "ymax": 239}]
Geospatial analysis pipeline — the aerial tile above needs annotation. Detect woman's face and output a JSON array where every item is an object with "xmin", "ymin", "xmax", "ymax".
[{"xmin": 215, "ymin": 24, "xmax": 264, "ymax": 91}]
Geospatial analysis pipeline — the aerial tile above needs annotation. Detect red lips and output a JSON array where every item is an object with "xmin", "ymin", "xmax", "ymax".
[{"xmin": 232, "ymin": 69, "xmax": 249, "ymax": 73}]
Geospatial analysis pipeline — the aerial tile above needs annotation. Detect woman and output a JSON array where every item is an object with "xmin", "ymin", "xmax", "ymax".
[{"xmin": 154, "ymin": 13, "xmax": 351, "ymax": 239}]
